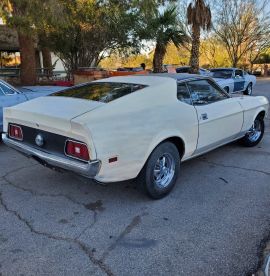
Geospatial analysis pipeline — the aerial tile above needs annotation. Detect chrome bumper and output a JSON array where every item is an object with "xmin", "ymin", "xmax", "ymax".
[{"xmin": 2, "ymin": 133, "xmax": 101, "ymax": 178}]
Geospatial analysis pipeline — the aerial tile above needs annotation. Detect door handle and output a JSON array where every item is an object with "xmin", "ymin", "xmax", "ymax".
[{"xmin": 201, "ymin": 113, "xmax": 208, "ymax": 120}]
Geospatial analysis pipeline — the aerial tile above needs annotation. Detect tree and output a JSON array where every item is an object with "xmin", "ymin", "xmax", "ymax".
[
  {"xmin": 1, "ymin": 0, "xmax": 142, "ymax": 81},
  {"xmin": 187, "ymin": 0, "xmax": 212, "ymax": 73},
  {"xmin": 152, "ymin": 6, "xmax": 187, "ymax": 73},
  {"xmin": 0, "ymin": 0, "xmax": 59, "ymax": 84},
  {"xmin": 138, "ymin": 4, "xmax": 187, "ymax": 73},
  {"xmin": 215, "ymin": 0, "xmax": 270, "ymax": 67},
  {"xmin": 44, "ymin": 0, "xmax": 141, "ymax": 77},
  {"xmin": 200, "ymin": 35, "xmax": 230, "ymax": 67},
  {"xmin": 0, "ymin": 1, "xmax": 38, "ymax": 84}
]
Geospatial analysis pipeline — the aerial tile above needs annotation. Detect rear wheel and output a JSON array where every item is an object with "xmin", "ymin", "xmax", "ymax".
[
  {"xmin": 137, "ymin": 142, "xmax": 180, "ymax": 199},
  {"xmin": 240, "ymin": 116, "xmax": 264, "ymax": 147},
  {"xmin": 244, "ymin": 83, "xmax": 253, "ymax": 95}
]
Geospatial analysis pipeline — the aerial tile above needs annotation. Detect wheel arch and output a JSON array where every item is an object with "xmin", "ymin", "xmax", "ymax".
[
  {"xmin": 252, "ymin": 108, "xmax": 267, "ymax": 124},
  {"xmin": 224, "ymin": 86, "xmax": 230, "ymax": 93},
  {"xmin": 138, "ymin": 135, "xmax": 186, "ymax": 178},
  {"xmin": 256, "ymin": 110, "xmax": 266, "ymax": 119},
  {"xmin": 247, "ymin": 81, "xmax": 253, "ymax": 88},
  {"xmin": 163, "ymin": 136, "xmax": 185, "ymax": 159}
]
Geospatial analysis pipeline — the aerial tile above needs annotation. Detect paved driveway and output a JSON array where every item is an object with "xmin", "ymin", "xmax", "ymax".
[{"xmin": 0, "ymin": 79, "xmax": 270, "ymax": 276}]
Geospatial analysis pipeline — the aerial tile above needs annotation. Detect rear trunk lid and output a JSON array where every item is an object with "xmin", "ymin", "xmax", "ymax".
[{"xmin": 4, "ymin": 96, "xmax": 104, "ymax": 134}]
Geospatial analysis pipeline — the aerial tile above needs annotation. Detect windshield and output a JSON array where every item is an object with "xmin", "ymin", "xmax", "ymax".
[
  {"xmin": 0, "ymin": 80, "xmax": 19, "ymax": 95},
  {"xmin": 50, "ymin": 82, "xmax": 147, "ymax": 103},
  {"xmin": 210, "ymin": 70, "xmax": 233, "ymax": 79}
]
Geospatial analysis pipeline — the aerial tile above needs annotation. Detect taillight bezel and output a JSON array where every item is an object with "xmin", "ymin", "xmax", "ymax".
[
  {"xmin": 64, "ymin": 139, "xmax": 90, "ymax": 162},
  {"xmin": 8, "ymin": 124, "xmax": 23, "ymax": 141}
]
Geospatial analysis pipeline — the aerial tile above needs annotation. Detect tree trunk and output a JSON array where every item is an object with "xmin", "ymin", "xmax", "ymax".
[
  {"xmin": 153, "ymin": 42, "xmax": 166, "ymax": 73},
  {"xmin": 42, "ymin": 47, "xmax": 53, "ymax": 76},
  {"xmin": 18, "ymin": 33, "xmax": 36, "ymax": 85},
  {"xmin": 264, "ymin": 64, "xmax": 268, "ymax": 77},
  {"xmin": 232, "ymin": 58, "xmax": 238, "ymax": 68},
  {"xmin": 189, "ymin": 25, "xmax": 201, "ymax": 74}
]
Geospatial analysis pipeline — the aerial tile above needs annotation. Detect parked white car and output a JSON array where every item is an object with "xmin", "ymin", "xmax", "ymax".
[
  {"xmin": 210, "ymin": 68, "xmax": 256, "ymax": 95},
  {"xmin": 2, "ymin": 74, "xmax": 269, "ymax": 198}
]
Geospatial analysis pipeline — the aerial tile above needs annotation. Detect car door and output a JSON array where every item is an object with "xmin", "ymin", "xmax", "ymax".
[
  {"xmin": 186, "ymin": 79, "xmax": 244, "ymax": 153},
  {"xmin": 234, "ymin": 70, "xmax": 245, "ymax": 92}
]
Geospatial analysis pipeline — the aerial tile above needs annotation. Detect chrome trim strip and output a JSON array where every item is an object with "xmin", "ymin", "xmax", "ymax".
[
  {"xmin": 2, "ymin": 133, "xmax": 101, "ymax": 178},
  {"xmin": 183, "ymin": 131, "xmax": 246, "ymax": 162}
]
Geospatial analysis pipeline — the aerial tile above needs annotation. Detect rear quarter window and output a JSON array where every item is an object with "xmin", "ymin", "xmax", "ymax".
[{"xmin": 50, "ymin": 82, "xmax": 147, "ymax": 103}]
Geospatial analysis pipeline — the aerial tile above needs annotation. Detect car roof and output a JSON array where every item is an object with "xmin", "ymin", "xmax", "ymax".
[
  {"xmin": 95, "ymin": 74, "xmax": 207, "ymax": 86},
  {"xmin": 152, "ymin": 73, "xmax": 208, "ymax": 80}
]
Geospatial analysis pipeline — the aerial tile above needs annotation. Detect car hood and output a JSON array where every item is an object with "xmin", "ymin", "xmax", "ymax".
[{"xmin": 3, "ymin": 96, "xmax": 105, "ymax": 134}]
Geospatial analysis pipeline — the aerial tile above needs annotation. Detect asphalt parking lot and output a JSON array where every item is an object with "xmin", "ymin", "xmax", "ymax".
[{"xmin": 0, "ymin": 79, "xmax": 270, "ymax": 276}]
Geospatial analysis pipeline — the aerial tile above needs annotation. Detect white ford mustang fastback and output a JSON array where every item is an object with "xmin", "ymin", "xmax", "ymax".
[{"xmin": 2, "ymin": 74, "xmax": 269, "ymax": 199}]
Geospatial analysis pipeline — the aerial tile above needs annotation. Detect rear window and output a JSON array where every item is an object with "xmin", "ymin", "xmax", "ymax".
[{"xmin": 50, "ymin": 82, "xmax": 147, "ymax": 103}]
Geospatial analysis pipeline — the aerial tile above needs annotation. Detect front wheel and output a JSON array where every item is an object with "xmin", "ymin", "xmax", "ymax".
[
  {"xmin": 244, "ymin": 83, "xmax": 253, "ymax": 95},
  {"xmin": 240, "ymin": 116, "xmax": 264, "ymax": 147},
  {"xmin": 137, "ymin": 142, "xmax": 180, "ymax": 199}
]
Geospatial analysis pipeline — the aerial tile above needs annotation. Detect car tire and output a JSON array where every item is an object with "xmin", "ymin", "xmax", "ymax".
[
  {"xmin": 137, "ymin": 142, "xmax": 180, "ymax": 199},
  {"xmin": 244, "ymin": 83, "xmax": 253, "ymax": 95},
  {"xmin": 240, "ymin": 116, "xmax": 264, "ymax": 147}
]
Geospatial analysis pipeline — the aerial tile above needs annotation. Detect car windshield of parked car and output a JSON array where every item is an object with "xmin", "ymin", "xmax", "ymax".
[
  {"xmin": 50, "ymin": 82, "xmax": 147, "ymax": 103},
  {"xmin": 0, "ymin": 81, "xmax": 17, "ymax": 95},
  {"xmin": 210, "ymin": 69, "xmax": 233, "ymax": 79},
  {"xmin": 176, "ymin": 67, "xmax": 190, "ymax": 73}
]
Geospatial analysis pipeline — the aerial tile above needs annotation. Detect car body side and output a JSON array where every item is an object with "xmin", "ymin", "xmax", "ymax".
[{"xmin": 2, "ymin": 76, "xmax": 269, "ymax": 183}]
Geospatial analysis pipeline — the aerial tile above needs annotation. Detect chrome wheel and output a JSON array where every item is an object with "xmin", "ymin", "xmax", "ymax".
[
  {"xmin": 153, "ymin": 153, "xmax": 175, "ymax": 188},
  {"xmin": 246, "ymin": 84, "xmax": 252, "ymax": 95},
  {"xmin": 247, "ymin": 119, "xmax": 262, "ymax": 142}
]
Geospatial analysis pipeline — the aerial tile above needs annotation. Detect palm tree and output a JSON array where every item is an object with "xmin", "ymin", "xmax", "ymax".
[
  {"xmin": 187, "ymin": 0, "xmax": 211, "ymax": 73},
  {"xmin": 143, "ymin": 5, "xmax": 187, "ymax": 73}
]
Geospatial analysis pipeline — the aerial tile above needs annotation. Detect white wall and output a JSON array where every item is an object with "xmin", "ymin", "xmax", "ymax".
[{"xmin": 51, "ymin": 53, "xmax": 65, "ymax": 72}]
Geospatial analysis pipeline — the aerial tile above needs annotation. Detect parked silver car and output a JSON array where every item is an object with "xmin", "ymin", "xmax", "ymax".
[{"xmin": 0, "ymin": 79, "xmax": 65, "ymax": 132}]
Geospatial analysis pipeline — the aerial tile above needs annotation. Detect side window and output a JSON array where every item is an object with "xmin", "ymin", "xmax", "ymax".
[
  {"xmin": 177, "ymin": 82, "xmax": 192, "ymax": 105},
  {"xmin": 187, "ymin": 79, "xmax": 229, "ymax": 105},
  {"xmin": 235, "ymin": 70, "xmax": 243, "ymax": 77}
]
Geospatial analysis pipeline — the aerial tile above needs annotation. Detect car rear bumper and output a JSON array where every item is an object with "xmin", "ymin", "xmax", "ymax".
[{"xmin": 2, "ymin": 133, "xmax": 101, "ymax": 178}]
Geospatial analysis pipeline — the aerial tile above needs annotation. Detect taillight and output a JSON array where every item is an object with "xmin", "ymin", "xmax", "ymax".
[
  {"xmin": 65, "ymin": 140, "xmax": 90, "ymax": 162},
  {"xmin": 9, "ymin": 124, "xmax": 23, "ymax": 141}
]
